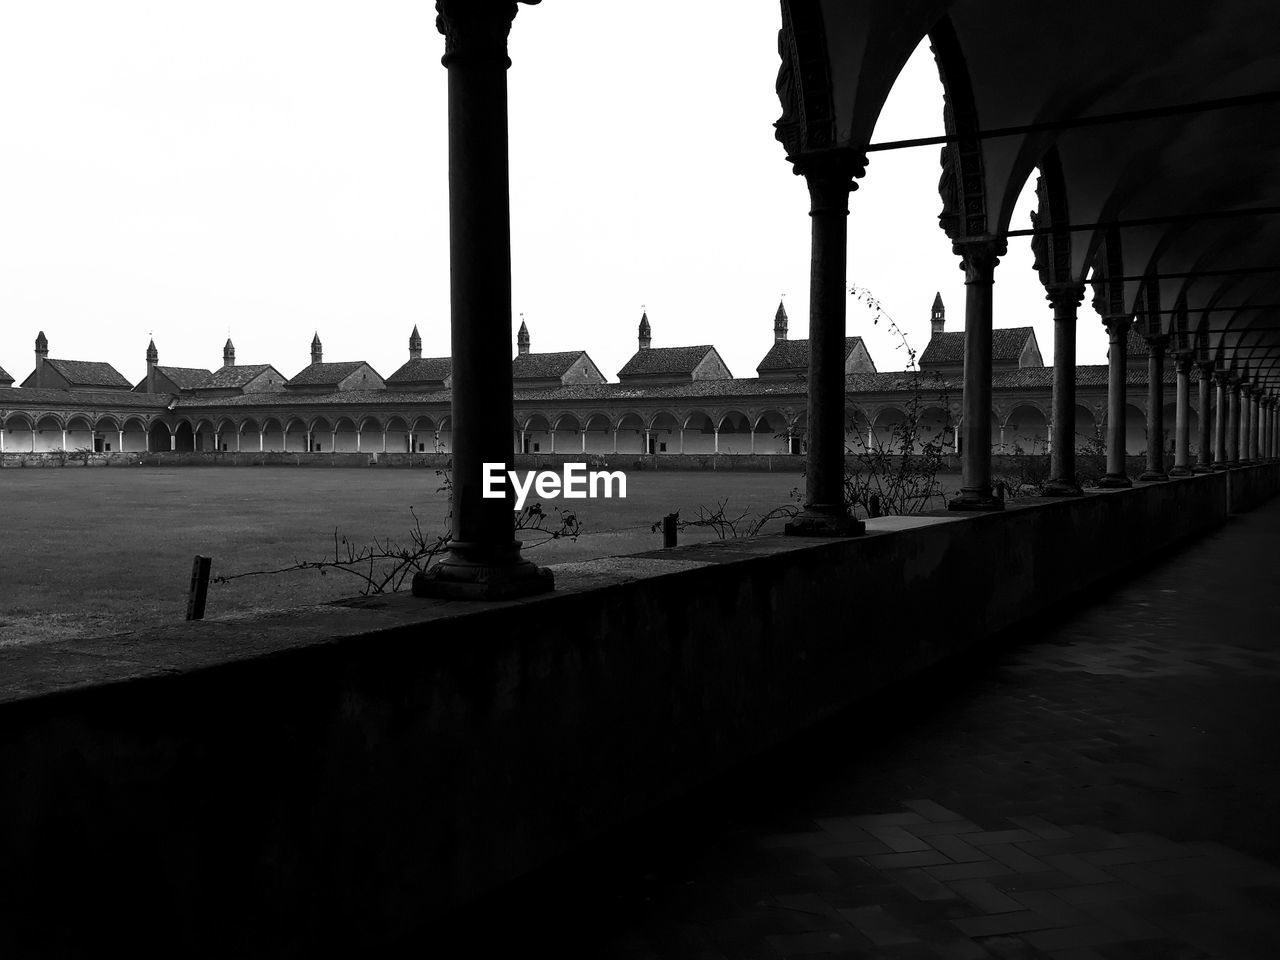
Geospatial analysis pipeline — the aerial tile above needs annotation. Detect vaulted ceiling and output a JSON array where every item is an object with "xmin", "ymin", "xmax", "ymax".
[{"xmin": 777, "ymin": 0, "xmax": 1280, "ymax": 389}]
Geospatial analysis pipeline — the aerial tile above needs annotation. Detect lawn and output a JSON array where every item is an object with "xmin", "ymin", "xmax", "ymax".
[{"xmin": 1, "ymin": 465, "xmax": 821, "ymax": 644}]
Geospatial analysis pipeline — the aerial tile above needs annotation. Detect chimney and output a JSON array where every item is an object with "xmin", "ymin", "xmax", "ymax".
[
  {"xmin": 930, "ymin": 292, "xmax": 945, "ymax": 338},
  {"xmin": 638, "ymin": 311, "xmax": 651, "ymax": 351},
  {"xmin": 409, "ymin": 324, "xmax": 423, "ymax": 361},
  {"xmin": 223, "ymin": 337, "xmax": 236, "ymax": 368},
  {"xmin": 34, "ymin": 331, "xmax": 48, "ymax": 384},
  {"xmin": 517, "ymin": 318, "xmax": 530, "ymax": 356},
  {"xmin": 146, "ymin": 338, "xmax": 159, "ymax": 393},
  {"xmin": 774, "ymin": 300, "xmax": 788, "ymax": 342},
  {"xmin": 310, "ymin": 331, "xmax": 322, "ymax": 366}
]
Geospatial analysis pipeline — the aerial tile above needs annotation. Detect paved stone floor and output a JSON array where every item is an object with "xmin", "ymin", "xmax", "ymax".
[{"xmin": 429, "ymin": 497, "xmax": 1280, "ymax": 959}]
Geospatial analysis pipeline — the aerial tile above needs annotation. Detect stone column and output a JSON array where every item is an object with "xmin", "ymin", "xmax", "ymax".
[
  {"xmin": 414, "ymin": 0, "xmax": 552, "ymax": 599},
  {"xmin": 1194, "ymin": 363, "xmax": 1213, "ymax": 472},
  {"xmin": 1098, "ymin": 316, "xmax": 1133, "ymax": 488},
  {"xmin": 1139, "ymin": 336, "xmax": 1169, "ymax": 481},
  {"xmin": 1043, "ymin": 283, "xmax": 1085, "ymax": 496},
  {"xmin": 1212, "ymin": 373, "xmax": 1228, "ymax": 468},
  {"xmin": 1227, "ymin": 379, "xmax": 1241, "ymax": 466},
  {"xmin": 117, "ymin": 429, "xmax": 124, "ymax": 454},
  {"xmin": 948, "ymin": 236, "xmax": 1007, "ymax": 510},
  {"xmin": 1168, "ymin": 353, "xmax": 1193, "ymax": 477},
  {"xmin": 784, "ymin": 150, "xmax": 865, "ymax": 537},
  {"xmin": 1247, "ymin": 388, "xmax": 1260, "ymax": 462}
]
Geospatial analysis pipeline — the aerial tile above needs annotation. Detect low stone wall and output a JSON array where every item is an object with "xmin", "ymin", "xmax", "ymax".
[
  {"xmin": 0, "ymin": 466, "xmax": 1274, "ymax": 955},
  {"xmin": 1227, "ymin": 461, "xmax": 1280, "ymax": 512}
]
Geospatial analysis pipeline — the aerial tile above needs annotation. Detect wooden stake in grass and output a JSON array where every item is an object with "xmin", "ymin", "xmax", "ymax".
[{"xmin": 187, "ymin": 555, "xmax": 212, "ymax": 621}]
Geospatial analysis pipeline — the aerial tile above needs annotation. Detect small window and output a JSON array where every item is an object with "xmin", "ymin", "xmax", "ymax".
[
  {"xmin": 104, "ymin": 442, "xmax": 112, "ymax": 452},
  {"xmin": 533, "ymin": 442, "xmax": 540, "ymax": 453},
  {"xmin": 659, "ymin": 442, "xmax": 667, "ymax": 453}
]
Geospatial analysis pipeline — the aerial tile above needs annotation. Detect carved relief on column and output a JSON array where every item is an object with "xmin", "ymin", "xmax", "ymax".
[
  {"xmin": 774, "ymin": 0, "xmax": 837, "ymax": 159},
  {"xmin": 435, "ymin": 0, "xmax": 537, "ymax": 67}
]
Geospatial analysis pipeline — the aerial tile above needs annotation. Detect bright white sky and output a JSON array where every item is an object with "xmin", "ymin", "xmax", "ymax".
[{"xmin": 0, "ymin": 1, "xmax": 1113, "ymax": 389}]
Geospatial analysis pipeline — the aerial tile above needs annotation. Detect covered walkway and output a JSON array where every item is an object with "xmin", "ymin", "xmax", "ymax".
[{"xmin": 429, "ymin": 497, "xmax": 1280, "ymax": 959}]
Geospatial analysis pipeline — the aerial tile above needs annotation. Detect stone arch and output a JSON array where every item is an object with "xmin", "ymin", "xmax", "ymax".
[
  {"xmin": 649, "ymin": 412, "xmax": 679, "ymax": 454},
  {"xmin": 520, "ymin": 413, "xmax": 551, "ymax": 454},
  {"xmin": 918, "ymin": 405, "xmax": 954, "ymax": 454},
  {"xmin": 552, "ymin": 413, "xmax": 583, "ymax": 455},
  {"xmin": 2, "ymin": 411, "xmax": 36, "ymax": 452},
  {"xmin": 173, "ymin": 420, "xmax": 196, "ymax": 453},
  {"xmin": 753, "ymin": 409, "xmax": 792, "ymax": 455},
  {"xmin": 282, "ymin": 417, "xmax": 308, "ymax": 453},
  {"xmin": 260, "ymin": 417, "xmax": 285, "ymax": 452},
  {"xmin": 1071, "ymin": 405, "xmax": 1099, "ymax": 453},
  {"xmin": 1002, "ymin": 404, "xmax": 1049, "ymax": 455},
  {"xmin": 614, "ymin": 412, "xmax": 646, "ymax": 455},
  {"xmin": 871, "ymin": 406, "xmax": 907, "ymax": 451},
  {"xmin": 582, "ymin": 412, "xmax": 613, "ymax": 454},
  {"xmin": 715, "ymin": 410, "xmax": 752, "ymax": 455},
  {"xmin": 149, "ymin": 419, "xmax": 174, "ymax": 453},
  {"xmin": 436, "ymin": 415, "xmax": 452, "ymax": 455},
  {"xmin": 307, "ymin": 416, "xmax": 333, "ymax": 453},
  {"xmin": 332, "ymin": 416, "xmax": 360, "ymax": 453},
  {"xmin": 64, "ymin": 414, "xmax": 94, "ymax": 452}
]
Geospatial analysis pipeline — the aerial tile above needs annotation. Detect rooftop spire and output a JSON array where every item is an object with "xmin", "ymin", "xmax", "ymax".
[
  {"xmin": 517, "ymin": 315, "xmax": 530, "ymax": 356},
  {"xmin": 146, "ymin": 338, "xmax": 159, "ymax": 363},
  {"xmin": 223, "ymin": 337, "xmax": 236, "ymax": 368},
  {"xmin": 409, "ymin": 324, "xmax": 422, "ymax": 360},
  {"xmin": 774, "ymin": 299, "xmax": 788, "ymax": 343},
  {"xmin": 930, "ymin": 292, "xmax": 945, "ymax": 338},
  {"xmin": 310, "ymin": 331, "xmax": 322, "ymax": 365},
  {"xmin": 638, "ymin": 309, "xmax": 651, "ymax": 351}
]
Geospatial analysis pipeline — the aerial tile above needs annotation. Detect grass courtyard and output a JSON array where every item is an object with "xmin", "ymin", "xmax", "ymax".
[{"xmin": 2, "ymin": 465, "xmax": 827, "ymax": 645}]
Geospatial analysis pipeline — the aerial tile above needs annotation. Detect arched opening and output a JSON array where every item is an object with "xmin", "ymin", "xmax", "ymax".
[
  {"xmin": 410, "ymin": 416, "xmax": 437, "ymax": 453},
  {"xmin": 260, "ymin": 417, "xmax": 285, "ymax": 452},
  {"xmin": 521, "ymin": 414, "xmax": 551, "ymax": 454},
  {"xmin": 716, "ymin": 411, "xmax": 751, "ymax": 455},
  {"xmin": 552, "ymin": 414, "xmax": 583, "ymax": 454},
  {"xmin": 332, "ymin": 416, "xmax": 360, "ymax": 453},
  {"xmin": 65, "ymin": 415, "xmax": 94, "ymax": 452},
  {"xmin": 383, "ymin": 416, "xmax": 410, "ymax": 453},
  {"xmin": 436, "ymin": 416, "xmax": 452, "ymax": 454},
  {"xmin": 582, "ymin": 413, "xmax": 613, "ymax": 454},
  {"xmin": 614, "ymin": 413, "xmax": 646, "ymax": 455},
  {"xmin": 357, "ymin": 416, "xmax": 383, "ymax": 453},
  {"xmin": 918, "ymin": 406, "xmax": 953, "ymax": 454},
  {"xmin": 681, "ymin": 411, "xmax": 715, "ymax": 455},
  {"xmin": 238, "ymin": 418, "xmax": 262, "ymax": 452},
  {"xmin": 1002, "ymin": 405, "xmax": 1048, "ymax": 455},
  {"xmin": 871, "ymin": 407, "xmax": 907, "ymax": 452},
  {"xmin": 754, "ymin": 409, "xmax": 792, "ymax": 455},
  {"xmin": 308, "ymin": 417, "xmax": 333, "ymax": 453},
  {"xmin": 2, "ymin": 413, "xmax": 36, "ymax": 452},
  {"xmin": 148, "ymin": 420, "xmax": 173, "ymax": 453},
  {"xmin": 173, "ymin": 421, "xmax": 196, "ymax": 452},
  {"xmin": 648, "ymin": 412, "xmax": 678, "ymax": 454},
  {"xmin": 283, "ymin": 418, "xmax": 308, "ymax": 453},
  {"xmin": 213, "ymin": 419, "xmax": 237, "ymax": 452}
]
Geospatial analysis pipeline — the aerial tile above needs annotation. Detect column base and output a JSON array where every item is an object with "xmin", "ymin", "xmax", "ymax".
[
  {"xmin": 1039, "ymin": 479, "xmax": 1083, "ymax": 497},
  {"xmin": 947, "ymin": 491, "xmax": 1004, "ymax": 512},
  {"xmin": 784, "ymin": 507, "xmax": 864, "ymax": 537},
  {"xmin": 1212, "ymin": 462, "xmax": 1228, "ymax": 471},
  {"xmin": 1191, "ymin": 464, "xmax": 1213, "ymax": 474},
  {"xmin": 1137, "ymin": 470, "xmax": 1169, "ymax": 482},
  {"xmin": 1096, "ymin": 474, "xmax": 1132, "ymax": 489},
  {"xmin": 1168, "ymin": 465, "xmax": 1194, "ymax": 477},
  {"xmin": 412, "ymin": 540, "xmax": 554, "ymax": 601}
]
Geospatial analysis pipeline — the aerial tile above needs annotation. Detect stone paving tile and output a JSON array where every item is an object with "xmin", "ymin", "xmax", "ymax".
[{"xmin": 424, "ymin": 501, "xmax": 1280, "ymax": 958}]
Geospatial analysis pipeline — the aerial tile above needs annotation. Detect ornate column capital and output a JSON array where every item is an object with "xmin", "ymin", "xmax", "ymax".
[
  {"xmin": 1044, "ymin": 282, "xmax": 1085, "ymax": 312},
  {"xmin": 1214, "ymin": 369, "xmax": 1232, "ymax": 386},
  {"xmin": 791, "ymin": 148, "xmax": 867, "ymax": 215},
  {"xmin": 953, "ymin": 236, "xmax": 1006, "ymax": 284},
  {"xmin": 1143, "ymin": 333, "xmax": 1170, "ymax": 352},
  {"xmin": 1102, "ymin": 314, "xmax": 1133, "ymax": 340},
  {"xmin": 436, "ymin": 0, "xmax": 538, "ymax": 68}
]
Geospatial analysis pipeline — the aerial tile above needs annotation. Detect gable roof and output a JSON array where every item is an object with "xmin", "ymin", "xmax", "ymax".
[
  {"xmin": 919, "ymin": 327, "xmax": 1034, "ymax": 366},
  {"xmin": 512, "ymin": 350, "xmax": 588, "ymax": 380},
  {"xmin": 196, "ymin": 364, "xmax": 280, "ymax": 390},
  {"xmin": 617, "ymin": 345, "xmax": 716, "ymax": 378},
  {"xmin": 756, "ymin": 337, "xmax": 867, "ymax": 373},
  {"xmin": 287, "ymin": 361, "xmax": 372, "ymax": 387},
  {"xmin": 40, "ymin": 358, "xmax": 133, "ymax": 389},
  {"xmin": 0, "ymin": 366, "xmax": 12, "ymax": 384},
  {"xmin": 155, "ymin": 365, "xmax": 213, "ymax": 389},
  {"xmin": 387, "ymin": 357, "xmax": 452, "ymax": 384}
]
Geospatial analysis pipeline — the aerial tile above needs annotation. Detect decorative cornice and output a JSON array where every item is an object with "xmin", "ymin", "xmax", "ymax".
[{"xmin": 1045, "ymin": 282, "xmax": 1085, "ymax": 312}]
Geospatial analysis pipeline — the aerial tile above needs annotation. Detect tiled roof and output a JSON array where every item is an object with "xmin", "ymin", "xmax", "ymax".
[
  {"xmin": 757, "ymin": 337, "xmax": 866, "ymax": 372},
  {"xmin": 0, "ymin": 366, "xmax": 12, "ymax": 384},
  {"xmin": 156, "ymin": 366, "xmax": 213, "ymax": 389},
  {"xmin": 387, "ymin": 357, "xmax": 452, "ymax": 384},
  {"xmin": 197, "ymin": 364, "xmax": 278, "ymax": 389},
  {"xmin": 42, "ymin": 359, "xmax": 133, "ymax": 389},
  {"xmin": 512, "ymin": 351, "xmax": 585, "ymax": 380},
  {"xmin": 919, "ymin": 327, "xmax": 1034, "ymax": 366},
  {"xmin": 5, "ymin": 387, "xmax": 172, "ymax": 408},
  {"xmin": 287, "ymin": 361, "xmax": 371, "ymax": 387},
  {"xmin": 618, "ymin": 345, "xmax": 716, "ymax": 377}
]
